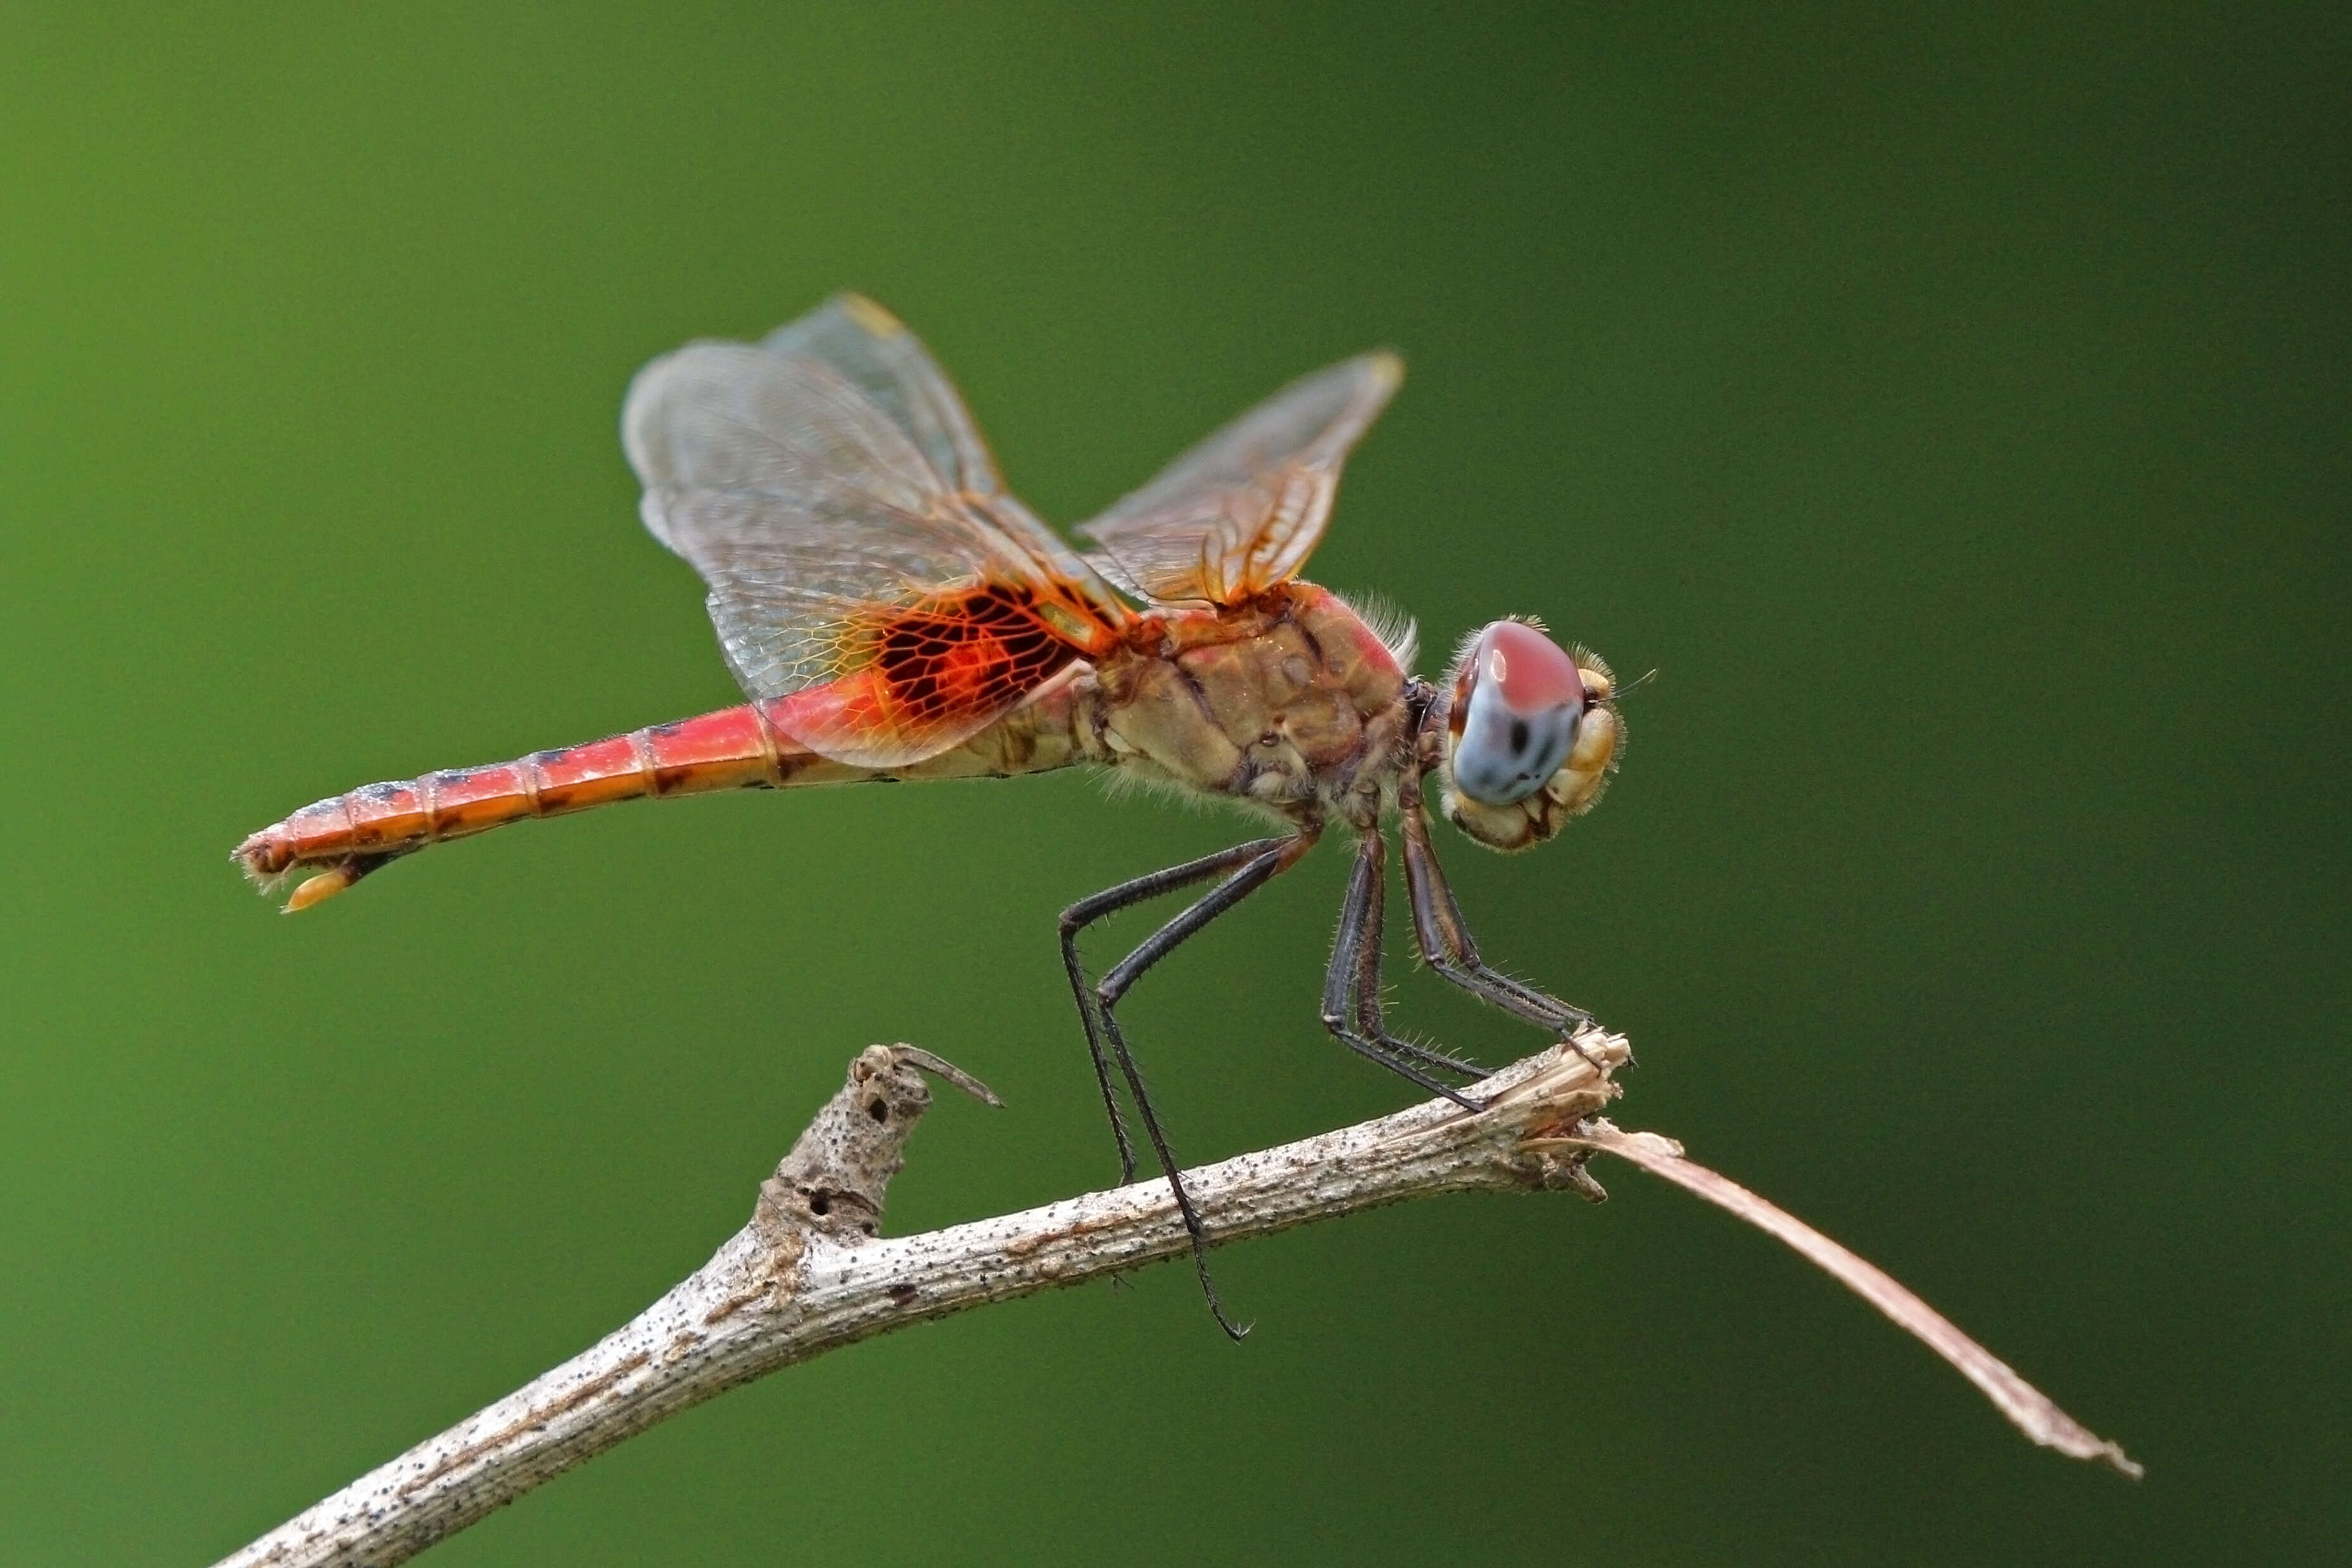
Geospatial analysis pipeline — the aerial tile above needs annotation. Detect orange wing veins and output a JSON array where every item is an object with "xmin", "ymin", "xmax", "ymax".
[
  {"xmin": 762, "ymin": 579, "xmax": 1116, "ymax": 766},
  {"xmin": 871, "ymin": 583, "xmax": 1077, "ymax": 722}
]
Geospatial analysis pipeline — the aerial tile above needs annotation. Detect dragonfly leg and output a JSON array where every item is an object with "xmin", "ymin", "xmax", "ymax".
[
  {"xmin": 1398, "ymin": 799, "xmax": 1605, "ymax": 1063},
  {"xmin": 1350, "ymin": 883, "xmax": 1492, "ymax": 1080},
  {"xmin": 1320, "ymin": 832, "xmax": 1488, "ymax": 1106},
  {"xmin": 1059, "ymin": 837, "xmax": 1291, "ymax": 1185},
  {"xmin": 1082, "ymin": 833, "xmax": 1316, "ymax": 1340}
]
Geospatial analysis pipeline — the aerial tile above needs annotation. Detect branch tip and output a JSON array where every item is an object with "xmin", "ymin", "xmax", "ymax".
[{"xmin": 1569, "ymin": 1119, "xmax": 2142, "ymax": 1481}]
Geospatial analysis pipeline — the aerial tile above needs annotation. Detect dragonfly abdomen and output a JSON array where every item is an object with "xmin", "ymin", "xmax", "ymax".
[
  {"xmin": 236, "ymin": 682, "xmax": 1090, "ymax": 911},
  {"xmin": 235, "ymin": 704, "xmax": 827, "ymax": 911}
]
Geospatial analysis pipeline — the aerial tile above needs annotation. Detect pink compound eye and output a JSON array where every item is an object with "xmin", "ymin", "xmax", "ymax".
[
  {"xmin": 1451, "ymin": 619, "xmax": 1588, "ymax": 807},
  {"xmin": 1479, "ymin": 619, "xmax": 1585, "ymax": 714}
]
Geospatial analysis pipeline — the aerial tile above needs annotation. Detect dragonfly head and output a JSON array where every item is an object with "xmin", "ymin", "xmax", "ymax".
[{"xmin": 1435, "ymin": 618, "xmax": 1622, "ymax": 853}]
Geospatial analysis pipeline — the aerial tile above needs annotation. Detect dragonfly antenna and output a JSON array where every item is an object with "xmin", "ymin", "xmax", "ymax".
[{"xmin": 1613, "ymin": 667, "xmax": 1660, "ymax": 700}]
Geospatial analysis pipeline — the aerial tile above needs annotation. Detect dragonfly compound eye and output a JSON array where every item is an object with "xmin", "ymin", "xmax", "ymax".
[
  {"xmin": 1448, "ymin": 619, "xmax": 1584, "ymax": 807},
  {"xmin": 1439, "ymin": 620, "xmax": 1625, "ymax": 853}
]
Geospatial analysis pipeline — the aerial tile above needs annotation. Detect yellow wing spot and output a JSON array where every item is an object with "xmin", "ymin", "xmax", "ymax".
[{"xmin": 838, "ymin": 293, "xmax": 906, "ymax": 338}]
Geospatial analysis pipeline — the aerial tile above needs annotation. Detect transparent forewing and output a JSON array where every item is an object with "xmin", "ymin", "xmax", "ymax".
[
  {"xmin": 760, "ymin": 294, "xmax": 1123, "ymax": 598},
  {"xmin": 626, "ymin": 341, "xmax": 990, "ymax": 693},
  {"xmin": 763, "ymin": 294, "xmax": 1004, "ymax": 496},
  {"xmin": 623, "ymin": 300, "xmax": 1120, "ymax": 768},
  {"xmin": 1075, "ymin": 351, "xmax": 1402, "ymax": 605}
]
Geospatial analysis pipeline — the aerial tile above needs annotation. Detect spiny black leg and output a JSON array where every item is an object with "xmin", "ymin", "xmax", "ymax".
[
  {"xmin": 1085, "ymin": 836, "xmax": 1309, "ymax": 1340},
  {"xmin": 1094, "ymin": 842, "xmax": 1298, "ymax": 1005},
  {"xmin": 1343, "ymin": 835, "xmax": 1489, "ymax": 1079},
  {"xmin": 1059, "ymin": 837, "xmax": 1288, "ymax": 1183},
  {"xmin": 1097, "ymin": 1004, "xmax": 1248, "ymax": 1338},
  {"xmin": 1398, "ymin": 801, "xmax": 1603, "ymax": 1061},
  {"xmin": 1319, "ymin": 833, "xmax": 1486, "ymax": 1106}
]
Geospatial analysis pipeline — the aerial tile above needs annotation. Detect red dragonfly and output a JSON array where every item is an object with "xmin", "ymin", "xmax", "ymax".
[{"xmin": 238, "ymin": 295, "xmax": 1627, "ymax": 1334}]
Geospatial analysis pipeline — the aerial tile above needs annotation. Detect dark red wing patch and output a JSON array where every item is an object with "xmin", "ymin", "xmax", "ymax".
[
  {"xmin": 874, "ymin": 584, "xmax": 1075, "ymax": 725},
  {"xmin": 762, "ymin": 581, "xmax": 1097, "ymax": 769}
]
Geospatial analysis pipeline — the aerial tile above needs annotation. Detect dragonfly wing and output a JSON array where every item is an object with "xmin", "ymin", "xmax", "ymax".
[
  {"xmin": 762, "ymin": 294, "xmax": 1125, "ymax": 601},
  {"xmin": 762, "ymin": 293, "xmax": 1005, "ymax": 496},
  {"xmin": 624, "ymin": 300, "xmax": 1121, "ymax": 768},
  {"xmin": 1075, "ymin": 351, "xmax": 1402, "ymax": 606}
]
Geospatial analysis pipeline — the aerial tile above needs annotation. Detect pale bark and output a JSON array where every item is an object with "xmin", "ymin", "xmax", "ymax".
[{"xmin": 214, "ymin": 1030, "xmax": 2135, "ymax": 1568}]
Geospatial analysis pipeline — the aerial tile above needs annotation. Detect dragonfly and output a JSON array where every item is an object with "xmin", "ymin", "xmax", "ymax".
[{"xmin": 237, "ymin": 294, "xmax": 1628, "ymax": 1336}]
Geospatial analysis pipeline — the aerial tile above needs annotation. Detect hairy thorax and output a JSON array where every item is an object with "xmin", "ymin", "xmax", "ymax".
[{"xmin": 1072, "ymin": 584, "xmax": 1412, "ymax": 831}]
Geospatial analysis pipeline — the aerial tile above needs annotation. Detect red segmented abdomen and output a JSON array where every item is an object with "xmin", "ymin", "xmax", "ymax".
[
  {"xmin": 235, "ymin": 680, "xmax": 1089, "ymax": 910},
  {"xmin": 236, "ymin": 703, "xmax": 826, "ymax": 910}
]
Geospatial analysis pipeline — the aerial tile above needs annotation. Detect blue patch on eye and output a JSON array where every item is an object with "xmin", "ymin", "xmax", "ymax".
[{"xmin": 1455, "ymin": 681, "xmax": 1580, "ymax": 806}]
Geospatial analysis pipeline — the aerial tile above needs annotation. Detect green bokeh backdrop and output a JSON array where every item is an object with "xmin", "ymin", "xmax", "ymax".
[{"xmin": 3, "ymin": 5, "xmax": 2344, "ymax": 1564}]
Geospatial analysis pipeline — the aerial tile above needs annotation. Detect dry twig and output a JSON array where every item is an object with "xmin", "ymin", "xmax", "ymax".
[{"xmin": 214, "ymin": 1029, "xmax": 2135, "ymax": 1568}]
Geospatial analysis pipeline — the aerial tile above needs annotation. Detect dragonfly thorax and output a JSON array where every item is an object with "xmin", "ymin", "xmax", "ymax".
[{"xmin": 1076, "ymin": 584, "xmax": 1416, "ymax": 830}]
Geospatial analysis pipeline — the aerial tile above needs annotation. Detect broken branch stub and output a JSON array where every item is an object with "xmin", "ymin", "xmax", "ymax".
[{"xmin": 754, "ymin": 1043, "xmax": 1002, "ymax": 1248}]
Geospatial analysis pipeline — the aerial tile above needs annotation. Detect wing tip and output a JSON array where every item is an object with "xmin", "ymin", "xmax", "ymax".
[{"xmin": 832, "ymin": 291, "xmax": 907, "ymax": 339}]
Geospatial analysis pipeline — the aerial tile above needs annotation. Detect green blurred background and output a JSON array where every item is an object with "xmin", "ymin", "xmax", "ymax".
[{"xmin": 3, "ymin": 4, "xmax": 2344, "ymax": 1564}]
